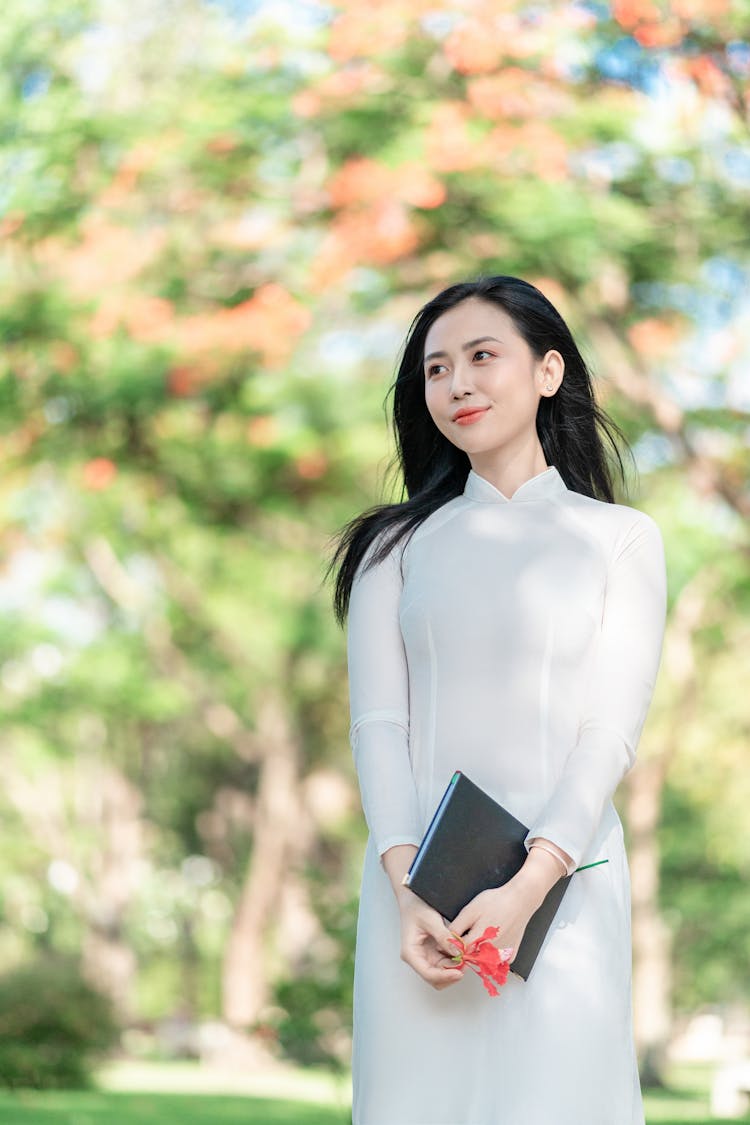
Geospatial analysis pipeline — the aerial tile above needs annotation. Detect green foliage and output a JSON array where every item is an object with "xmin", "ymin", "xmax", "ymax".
[
  {"xmin": 661, "ymin": 783, "xmax": 750, "ymax": 1011},
  {"xmin": 269, "ymin": 870, "xmax": 357, "ymax": 1071},
  {"xmin": 0, "ymin": 956, "xmax": 119, "ymax": 1089}
]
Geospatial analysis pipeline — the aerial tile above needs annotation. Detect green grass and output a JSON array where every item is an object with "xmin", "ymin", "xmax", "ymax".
[
  {"xmin": 643, "ymin": 1062, "xmax": 750, "ymax": 1124},
  {"xmin": 0, "ymin": 1090, "xmax": 350, "ymax": 1123},
  {"xmin": 0, "ymin": 1062, "xmax": 746, "ymax": 1124}
]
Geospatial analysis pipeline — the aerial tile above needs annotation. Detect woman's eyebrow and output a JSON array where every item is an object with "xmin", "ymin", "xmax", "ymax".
[{"xmin": 423, "ymin": 336, "xmax": 503, "ymax": 363}]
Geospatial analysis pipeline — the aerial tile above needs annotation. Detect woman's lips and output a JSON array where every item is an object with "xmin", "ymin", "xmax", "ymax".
[{"xmin": 454, "ymin": 407, "xmax": 490, "ymax": 425}]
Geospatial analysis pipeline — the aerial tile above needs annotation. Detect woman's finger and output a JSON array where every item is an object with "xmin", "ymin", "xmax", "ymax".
[
  {"xmin": 420, "ymin": 933, "xmax": 461, "ymax": 970},
  {"xmin": 430, "ymin": 926, "xmax": 462, "ymax": 958},
  {"xmin": 404, "ymin": 947, "xmax": 462, "ymax": 985},
  {"xmin": 406, "ymin": 909, "xmax": 462, "ymax": 959},
  {"xmin": 469, "ymin": 919, "xmax": 498, "ymax": 944},
  {"xmin": 446, "ymin": 909, "xmax": 474, "ymax": 940}
]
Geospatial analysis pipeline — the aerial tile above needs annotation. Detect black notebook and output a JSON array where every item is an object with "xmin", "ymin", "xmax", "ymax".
[{"xmin": 402, "ymin": 770, "xmax": 573, "ymax": 981}]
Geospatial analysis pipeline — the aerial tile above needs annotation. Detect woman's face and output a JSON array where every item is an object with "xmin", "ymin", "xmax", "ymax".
[{"xmin": 422, "ymin": 297, "xmax": 562, "ymax": 461}]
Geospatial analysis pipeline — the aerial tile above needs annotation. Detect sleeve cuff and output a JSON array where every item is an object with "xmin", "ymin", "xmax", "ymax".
[
  {"xmin": 524, "ymin": 831, "xmax": 578, "ymax": 876},
  {"xmin": 377, "ymin": 835, "xmax": 423, "ymax": 864}
]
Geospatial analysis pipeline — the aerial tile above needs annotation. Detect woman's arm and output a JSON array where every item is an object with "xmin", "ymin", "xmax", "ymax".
[
  {"xmin": 452, "ymin": 511, "xmax": 667, "ymax": 956},
  {"xmin": 523, "ymin": 511, "xmax": 668, "ymax": 869},
  {"xmin": 347, "ymin": 542, "xmax": 462, "ymax": 988},
  {"xmin": 347, "ymin": 537, "xmax": 423, "ymax": 863}
]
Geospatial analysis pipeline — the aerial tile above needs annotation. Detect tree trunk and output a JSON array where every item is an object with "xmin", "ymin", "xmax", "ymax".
[
  {"xmin": 77, "ymin": 762, "xmax": 144, "ymax": 1021},
  {"xmin": 221, "ymin": 693, "xmax": 312, "ymax": 1029},
  {"xmin": 626, "ymin": 756, "xmax": 672, "ymax": 1087},
  {"xmin": 4, "ymin": 749, "xmax": 143, "ymax": 1021},
  {"xmin": 81, "ymin": 926, "xmax": 138, "ymax": 1022},
  {"xmin": 627, "ymin": 571, "xmax": 713, "ymax": 1085}
]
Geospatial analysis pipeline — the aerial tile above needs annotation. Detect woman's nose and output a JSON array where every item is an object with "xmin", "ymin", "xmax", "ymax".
[{"xmin": 449, "ymin": 362, "xmax": 474, "ymax": 397}]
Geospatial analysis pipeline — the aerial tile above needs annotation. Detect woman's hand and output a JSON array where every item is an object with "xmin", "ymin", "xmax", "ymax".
[
  {"xmin": 382, "ymin": 844, "xmax": 464, "ymax": 991},
  {"xmin": 447, "ymin": 882, "xmax": 534, "ymax": 962},
  {"xmin": 448, "ymin": 849, "xmax": 564, "ymax": 959},
  {"xmin": 397, "ymin": 888, "xmax": 466, "ymax": 990}
]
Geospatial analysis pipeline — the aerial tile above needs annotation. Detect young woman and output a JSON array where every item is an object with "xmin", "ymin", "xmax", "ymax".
[{"xmin": 328, "ymin": 276, "xmax": 667, "ymax": 1124}]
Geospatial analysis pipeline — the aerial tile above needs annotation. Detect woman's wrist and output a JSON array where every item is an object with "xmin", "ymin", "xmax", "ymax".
[
  {"xmin": 513, "ymin": 846, "xmax": 563, "ymax": 906},
  {"xmin": 528, "ymin": 840, "xmax": 570, "ymax": 878},
  {"xmin": 381, "ymin": 843, "xmax": 419, "ymax": 902}
]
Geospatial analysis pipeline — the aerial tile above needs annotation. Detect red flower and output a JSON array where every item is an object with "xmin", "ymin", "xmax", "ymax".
[
  {"xmin": 82, "ymin": 457, "xmax": 117, "ymax": 491},
  {"xmin": 447, "ymin": 925, "xmax": 514, "ymax": 997}
]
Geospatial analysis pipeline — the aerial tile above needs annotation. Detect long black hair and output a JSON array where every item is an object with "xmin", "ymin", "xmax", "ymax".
[{"xmin": 327, "ymin": 275, "xmax": 633, "ymax": 626}]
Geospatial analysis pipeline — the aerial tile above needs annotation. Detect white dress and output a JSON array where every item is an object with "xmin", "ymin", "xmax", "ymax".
[{"xmin": 346, "ymin": 464, "xmax": 667, "ymax": 1125}]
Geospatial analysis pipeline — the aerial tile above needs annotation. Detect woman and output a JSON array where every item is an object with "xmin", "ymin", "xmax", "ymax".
[{"xmin": 328, "ymin": 276, "xmax": 667, "ymax": 1124}]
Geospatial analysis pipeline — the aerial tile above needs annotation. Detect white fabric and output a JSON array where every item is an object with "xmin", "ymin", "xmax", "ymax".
[{"xmin": 346, "ymin": 464, "xmax": 667, "ymax": 1125}]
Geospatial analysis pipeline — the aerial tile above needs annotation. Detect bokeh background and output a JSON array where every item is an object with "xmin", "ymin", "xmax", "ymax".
[{"xmin": 1, "ymin": 0, "xmax": 750, "ymax": 1121}]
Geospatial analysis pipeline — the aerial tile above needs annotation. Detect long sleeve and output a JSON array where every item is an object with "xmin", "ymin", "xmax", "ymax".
[
  {"xmin": 523, "ymin": 510, "xmax": 667, "ymax": 871},
  {"xmin": 347, "ymin": 535, "xmax": 423, "ymax": 866}
]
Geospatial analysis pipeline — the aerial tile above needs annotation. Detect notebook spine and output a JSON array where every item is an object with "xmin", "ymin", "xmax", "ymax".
[{"xmin": 402, "ymin": 770, "xmax": 461, "ymax": 886}]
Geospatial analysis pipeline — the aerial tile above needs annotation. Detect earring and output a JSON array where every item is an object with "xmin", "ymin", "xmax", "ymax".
[{"xmin": 545, "ymin": 384, "xmax": 553, "ymax": 392}]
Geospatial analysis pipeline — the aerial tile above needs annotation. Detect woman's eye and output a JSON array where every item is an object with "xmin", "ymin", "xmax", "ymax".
[
  {"xmin": 473, "ymin": 350, "xmax": 492, "ymax": 361},
  {"xmin": 426, "ymin": 364, "xmax": 445, "ymax": 377}
]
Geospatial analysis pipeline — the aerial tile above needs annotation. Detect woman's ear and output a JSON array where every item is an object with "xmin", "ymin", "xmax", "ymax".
[{"xmin": 538, "ymin": 350, "xmax": 564, "ymax": 395}]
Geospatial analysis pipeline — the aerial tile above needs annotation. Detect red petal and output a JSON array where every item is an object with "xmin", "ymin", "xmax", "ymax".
[
  {"xmin": 479, "ymin": 972, "xmax": 499, "ymax": 997},
  {"xmin": 474, "ymin": 947, "xmax": 501, "ymax": 972}
]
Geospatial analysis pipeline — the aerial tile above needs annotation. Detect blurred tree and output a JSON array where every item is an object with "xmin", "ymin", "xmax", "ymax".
[{"xmin": 0, "ymin": 0, "xmax": 748, "ymax": 1079}]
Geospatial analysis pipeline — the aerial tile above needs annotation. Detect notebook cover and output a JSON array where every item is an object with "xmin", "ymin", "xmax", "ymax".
[{"xmin": 403, "ymin": 770, "xmax": 572, "ymax": 981}]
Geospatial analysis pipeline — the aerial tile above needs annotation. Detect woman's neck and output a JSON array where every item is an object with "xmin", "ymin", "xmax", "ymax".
[{"xmin": 467, "ymin": 445, "xmax": 549, "ymax": 500}]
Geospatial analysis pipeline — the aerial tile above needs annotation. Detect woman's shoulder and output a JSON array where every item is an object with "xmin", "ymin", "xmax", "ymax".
[
  {"xmin": 353, "ymin": 494, "xmax": 470, "ymax": 586},
  {"xmin": 561, "ymin": 488, "xmax": 664, "ymax": 556},
  {"xmin": 564, "ymin": 486, "xmax": 661, "ymax": 525},
  {"xmin": 403, "ymin": 494, "xmax": 468, "ymax": 553}
]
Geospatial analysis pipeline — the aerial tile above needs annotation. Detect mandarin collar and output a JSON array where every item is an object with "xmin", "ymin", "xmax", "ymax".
[{"xmin": 463, "ymin": 465, "xmax": 567, "ymax": 505}]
